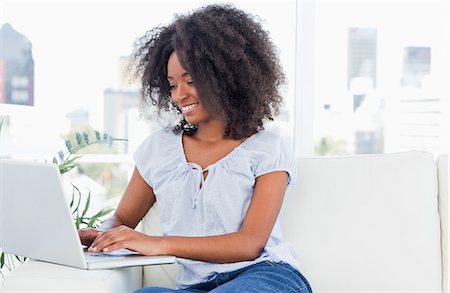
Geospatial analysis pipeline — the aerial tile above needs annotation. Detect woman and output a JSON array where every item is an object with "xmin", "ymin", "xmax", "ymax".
[{"xmin": 79, "ymin": 4, "xmax": 312, "ymax": 293}]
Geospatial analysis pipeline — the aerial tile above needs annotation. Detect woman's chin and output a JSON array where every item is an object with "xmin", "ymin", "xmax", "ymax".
[
  {"xmin": 184, "ymin": 118, "xmax": 197, "ymax": 125},
  {"xmin": 184, "ymin": 113, "xmax": 201, "ymax": 125}
]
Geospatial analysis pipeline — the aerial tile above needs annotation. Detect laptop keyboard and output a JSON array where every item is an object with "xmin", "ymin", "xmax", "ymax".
[
  {"xmin": 86, "ymin": 252, "xmax": 109, "ymax": 257},
  {"xmin": 84, "ymin": 248, "xmax": 140, "ymax": 258}
]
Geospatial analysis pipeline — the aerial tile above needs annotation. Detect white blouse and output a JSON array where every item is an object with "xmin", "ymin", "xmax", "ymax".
[{"xmin": 134, "ymin": 128, "xmax": 299, "ymax": 289}]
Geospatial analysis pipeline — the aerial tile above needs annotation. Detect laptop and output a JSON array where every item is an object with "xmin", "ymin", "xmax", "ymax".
[{"xmin": 0, "ymin": 159, "xmax": 176, "ymax": 269}]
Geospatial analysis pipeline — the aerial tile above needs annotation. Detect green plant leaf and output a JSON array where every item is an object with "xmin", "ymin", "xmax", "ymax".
[
  {"xmin": 51, "ymin": 130, "xmax": 128, "ymax": 230},
  {"xmin": 59, "ymin": 157, "xmax": 79, "ymax": 169},
  {"xmin": 59, "ymin": 154, "xmax": 82, "ymax": 174},
  {"xmin": 75, "ymin": 210, "xmax": 81, "ymax": 229},
  {"xmin": 93, "ymin": 207, "xmax": 115, "ymax": 218},
  {"xmin": 87, "ymin": 207, "xmax": 115, "ymax": 227},
  {"xmin": 0, "ymin": 118, "xmax": 4, "ymax": 134},
  {"xmin": 75, "ymin": 132, "xmax": 83, "ymax": 146},
  {"xmin": 1, "ymin": 251, "xmax": 4, "ymax": 269},
  {"xmin": 86, "ymin": 218, "xmax": 98, "ymax": 228},
  {"xmin": 59, "ymin": 164, "xmax": 77, "ymax": 174},
  {"xmin": 14, "ymin": 255, "xmax": 25, "ymax": 262},
  {"xmin": 83, "ymin": 132, "xmax": 89, "ymax": 144},
  {"xmin": 69, "ymin": 187, "xmax": 75, "ymax": 209},
  {"xmin": 81, "ymin": 189, "xmax": 91, "ymax": 218},
  {"xmin": 71, "ymin": 184, "xmax": 82, "ymax": 214},
  {"xmin": 65, "ymin": 139, "xmax": 73, "ymax": 152}
]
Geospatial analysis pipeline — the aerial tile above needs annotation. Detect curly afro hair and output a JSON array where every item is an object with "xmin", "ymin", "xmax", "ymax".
[{"xmin": 133, "ymin": 4, "xmax": 285, "ymax": 139}]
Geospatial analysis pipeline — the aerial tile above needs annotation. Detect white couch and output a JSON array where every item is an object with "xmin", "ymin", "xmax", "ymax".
[{"xmin": 2, "ymin": 151, "xmax": 448, "ymax": 293}]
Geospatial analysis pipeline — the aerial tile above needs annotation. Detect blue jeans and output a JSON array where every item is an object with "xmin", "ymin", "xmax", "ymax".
[{"xmin": 134, "ymin": 261, "xmax": 312, "ymax": 293}]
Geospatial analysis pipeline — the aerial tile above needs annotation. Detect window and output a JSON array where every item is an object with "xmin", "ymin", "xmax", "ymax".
[
  {"xmin": 1, "ymin": 1, "xmax": 296, "ymax": 206},
  {"xmin": 296, "ymin": 0, "xmax": 449, "ymax": 156}
]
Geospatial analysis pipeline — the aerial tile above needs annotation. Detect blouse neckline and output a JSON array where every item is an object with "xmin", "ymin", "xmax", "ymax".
[{"xmin": 178, "ymin": 130, "xmax": 260, "ymax": 171}]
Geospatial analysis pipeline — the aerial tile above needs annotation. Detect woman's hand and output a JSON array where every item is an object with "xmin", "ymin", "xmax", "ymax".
[
  {"xmin": 79, "ymin": 167, "xmax": 157, "ymax": 253},
  {"xmin": 87, "ymin": 225, "xmax": 165, "ymax": 256},
  {"xmin": 78, "ymin": 228, "xmax": 103, "ymax": 246}
]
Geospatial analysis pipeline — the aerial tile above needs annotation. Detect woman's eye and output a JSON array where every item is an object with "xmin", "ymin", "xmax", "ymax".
[
  {"xmin": 169, "ymin": 84, "xmax": 176, "ymax": 91},
  {"xmin": 187, "ymin": 81, "xmax": 194, "ymax": 86}
]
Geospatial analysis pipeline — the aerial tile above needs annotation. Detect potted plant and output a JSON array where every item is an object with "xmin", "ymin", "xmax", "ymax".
[{"xmin": 0, "ymin": 121, "xmax": 127, "ymax": 278}]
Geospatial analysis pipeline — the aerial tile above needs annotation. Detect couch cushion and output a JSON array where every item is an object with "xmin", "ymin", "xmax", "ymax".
[
  {"xmin": 283, "ymin": 151, "xmax": 442, "ymax": 292},
  {"xmin": 141, "ymin": 205, "xmax": 179, "ymax": 288},
  {"xmin": 1, "ymin": 260, "xmax": 141, "ymax": 293},
  {"xmin": 438, "ymin": 154, "xmax": 449, "ymax": 293}
]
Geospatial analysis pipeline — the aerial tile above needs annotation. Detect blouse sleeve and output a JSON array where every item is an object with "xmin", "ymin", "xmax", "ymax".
[
  {"xmin": 253, "ymin": 134, "xmax": 297, "ymax": 187},
  {"xmin": 133, "ymin": 132, "xmax": 157, "ymax": 189},
  {"xmin": 132, "ymin": 128, "xmax": 182, "ymax": 190}
]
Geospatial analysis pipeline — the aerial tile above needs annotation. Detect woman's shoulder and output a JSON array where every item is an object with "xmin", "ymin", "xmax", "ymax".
[
  {"xmin": 245, "ymin": 129, "xmax": 290, "ymax": 151},
  {"xmin": 255, "ymin": 129, "xmax": 283, "ymax": 139},
  {"xmin": 134, "ymin": 127, "xmax": 181, "ymax": 159},
  {"xmin": 244, "ymin": 129, "xmax": 297, "ymax": 184},
  {"xmin": 241, "ymin": 129, "xmax": 294, "ymax": 161},
  {"xmin": 133, "ymin": 128, "xmax": 183, "ymax": 188},
  {"xmin": 141, "ymin": 127, "xmax": 180, "ymax": 146}
]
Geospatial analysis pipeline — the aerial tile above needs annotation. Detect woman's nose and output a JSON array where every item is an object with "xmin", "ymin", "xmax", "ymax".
[{"xmin": 172, "ymin": 84, "xmax": 188, "ymax": 103}]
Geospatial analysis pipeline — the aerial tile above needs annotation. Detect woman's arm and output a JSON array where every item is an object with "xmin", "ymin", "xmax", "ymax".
[
  {"xmin": 79, "ymin": 166, "xmax": 155, "ymax": 245},
  {"xmin": 89, "ymin": 171, "xmax": 288, "ymax": 263},
  {"xmin": 103, "ymin": 166, "xmax": 156, "ymax": 229}
]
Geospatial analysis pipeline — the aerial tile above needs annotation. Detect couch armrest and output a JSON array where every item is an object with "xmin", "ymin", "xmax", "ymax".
[
  {"xmin": 141, "ymin": 205, "xmax": 179, "ymax": 288},
  {"xmin": 1, "ymin": 260, "xmax": 142, "ymax": 293},
  {"xmin": 438, "ymin": 154, "xmax": 449, "ymax": 293}
]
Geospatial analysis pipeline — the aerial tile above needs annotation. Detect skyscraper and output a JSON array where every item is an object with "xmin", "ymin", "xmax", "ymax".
[{"xmin": 0, "ymin": 23, "xmax": 34, "ymax": 106}]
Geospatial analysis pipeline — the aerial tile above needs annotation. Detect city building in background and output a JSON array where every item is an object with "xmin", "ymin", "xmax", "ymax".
[
  {"xmin": 348, "ymin": 27, "xmax": 377, "ymax": 96},
  {"xmin": 347, "ymin": 27, "xmax": 382, "ymax": 154},
  {"xmin": 0, "ymin": 23, "xmax": 34, "ymax": 106},
  {"xmin": 103, "ymin": 56, "xmax": 156, "ymax": 154},
  {"xmin": 66, "ymin": 108, "xmax": 90, "ymax": 132},
  {"xmin": 103, "ymin": 87, "xmax": 139, "ymax": 153},
  {"xmin": 392, "ymin": 46, "xmax": 442, "ymax": 153},
  {"xmin": 311, "ymin": 1, "xmax": 448, "ymax": 157}
]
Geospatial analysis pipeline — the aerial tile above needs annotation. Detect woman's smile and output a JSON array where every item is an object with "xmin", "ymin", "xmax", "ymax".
[{"xmin": 181, "ymin": 102, "xmax": 200, "ymax": 114}]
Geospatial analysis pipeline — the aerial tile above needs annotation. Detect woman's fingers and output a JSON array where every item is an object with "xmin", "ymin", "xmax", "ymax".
[
  {"xmin": 89, "ymin": 232, "xmax": 114, "ymax": 252},
  {"xmin": 101, "ymin": 241, "xmax": 127, "ymax": 252},
  {"xmin": 87, "ymin": 232, "xmax": 104, "ymax": 250},
  {"xmin": 89, "ymin": 225, "xmax": 131, "ymax": 252},
  {"xmin": 78, "ymin": 228, "xmax": 101, "ymax": 246},
  {"xmin": 87, "ymin": 227, "xmax": 161, "ymax": 256}
]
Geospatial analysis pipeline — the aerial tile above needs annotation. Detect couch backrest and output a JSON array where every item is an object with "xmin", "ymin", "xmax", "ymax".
[
  {"xmin": 141, "ymin": 151, "xmax": 446, "ymax": 291},
  {"xmin": 282, "ymin": 151, "xmax": 442, "ymax": 292},
  {"xmin": 438, "ymin": 154, "xmax": 449, "ymax": 293}
]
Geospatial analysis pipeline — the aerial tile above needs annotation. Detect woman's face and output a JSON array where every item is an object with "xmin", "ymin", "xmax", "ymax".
[{"xmin": 167, "ymin": 52, "xmax": 210, "ymax": 125}]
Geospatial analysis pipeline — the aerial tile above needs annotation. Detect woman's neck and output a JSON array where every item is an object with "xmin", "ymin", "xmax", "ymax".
[{"xmin": 193, "ymin": 120, "xmax": 227, "ymax": 143}]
